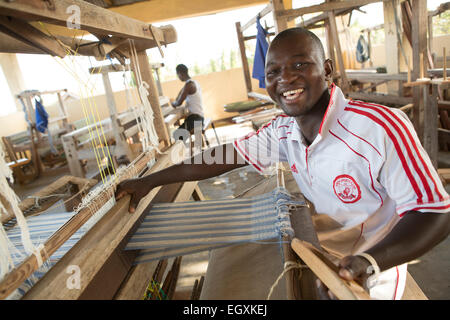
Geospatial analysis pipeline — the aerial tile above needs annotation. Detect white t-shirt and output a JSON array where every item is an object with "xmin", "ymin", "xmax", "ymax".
[
  {"xmin": 185, "ymin": 79, "xmax": 204, "ymax": 117},
  {"xmin": 233, "ymin": 84, "xmax": 449, "ymax": 299}
]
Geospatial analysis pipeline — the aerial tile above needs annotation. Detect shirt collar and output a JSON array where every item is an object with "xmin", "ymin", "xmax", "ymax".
[{"xmin": 289, "ymin": 84, "xmax": 344, "ymax": 143}]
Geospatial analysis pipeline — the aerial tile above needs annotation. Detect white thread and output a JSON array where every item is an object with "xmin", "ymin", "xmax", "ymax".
[
  {"xmin": 128, "ymin": 39, "xmax": 162, "ymax": 154},
  {"xmin": 266, "ymin": 260, "xmax": 307, "ymax": 300},
  {"xmin": 33, "ymin": 244, "xmax": 45, "ymax": 268},
  {"xmin": 0, "ymin": 142, "xmax": 41, "ymax": 281}
]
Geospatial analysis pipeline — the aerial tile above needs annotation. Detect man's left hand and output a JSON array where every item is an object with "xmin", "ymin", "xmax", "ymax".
[{"xmin": 338, "ymin": 255, "xmax": 372, "ymax": 287}]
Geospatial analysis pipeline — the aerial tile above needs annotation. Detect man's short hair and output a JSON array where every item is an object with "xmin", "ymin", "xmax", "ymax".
[
  {"xmin": 272, "ymin": 27, "xmax": 326, "ymax": 61},
  {"xmin": 176, "ymin": 64, "xmax": 188, "ymax": 74}
]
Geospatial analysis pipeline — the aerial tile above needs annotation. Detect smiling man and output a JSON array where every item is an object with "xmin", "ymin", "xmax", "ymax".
[{"xmin": 116, "ymin": 27, "xmax": 449, "ymax": 300}]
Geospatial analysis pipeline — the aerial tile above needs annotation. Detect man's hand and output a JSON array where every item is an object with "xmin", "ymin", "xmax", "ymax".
[
  {"xmin": 115, "ymin": 178, "xmax": 153, "ymax": 213},
  {"xmin": 338, "ymin": 255, "xmax": 372, "ymax": 288},
  {"xmin": 315, "ymin": 255, "xmax": 372, "ymax": 299}
]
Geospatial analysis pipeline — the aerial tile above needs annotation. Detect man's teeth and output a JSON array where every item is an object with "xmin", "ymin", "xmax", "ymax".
[{"xmin": 282, "ymin": 88, "xmax": 304, "ymax": 98}]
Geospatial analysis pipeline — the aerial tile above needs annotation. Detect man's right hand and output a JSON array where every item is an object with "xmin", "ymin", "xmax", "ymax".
[{"xmin": 115, "ymin": 178, "xmax": 152, "ymax": 213}]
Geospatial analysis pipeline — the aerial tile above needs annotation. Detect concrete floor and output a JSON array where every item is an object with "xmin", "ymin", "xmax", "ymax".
[{"xmin": 9, "ymin": 122, "xmax": 450, "ymax": 300}]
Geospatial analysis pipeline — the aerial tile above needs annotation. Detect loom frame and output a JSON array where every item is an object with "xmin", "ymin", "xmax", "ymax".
[{"xmin": 0, "ymin": 0, "xmax": 187, "ymax": 300}]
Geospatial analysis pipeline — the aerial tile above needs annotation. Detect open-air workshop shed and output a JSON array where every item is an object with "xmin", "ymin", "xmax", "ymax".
[{"xmin": 0, "ymin": 0, "xmax": 448, "ymax": 302}]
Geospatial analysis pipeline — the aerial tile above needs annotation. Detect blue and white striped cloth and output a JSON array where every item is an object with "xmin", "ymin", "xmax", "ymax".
[
  {"xmin": 6, "ymin": 211, "xmax": 88, "ymax": 299},
  {"xmin": 4, "ymin": 187, "xmax": 304, "ymax": 298},
  {"xmin": 126, "ymin": 188, "xmax": 304, "ymax": 264}
]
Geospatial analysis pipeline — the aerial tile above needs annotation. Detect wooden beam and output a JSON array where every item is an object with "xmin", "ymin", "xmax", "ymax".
[
  {"xmin": 280, "ymin": 0, "xmax": 383, "ymax": 18},
  {"xmin": 291, "ymin": 239, "xmax": 371, "ymax": 300},
  {"xmin": 327, "ymin": 9, "xmax": 350, "ymax": 92},
  {"xmin": 81, "ymin": 181, "xmax": 196, "ymax": 299},
  {"xmin": 0, "ymin": 16, "xmax": 67, "ymax": 58},
  {"xmin": 240, "ymin": 4, "xmax": 273, "ymax": 32},
  {"xmin": 346, "ymin": 72, "xmax": 407, "ymax": 82},
  {"xmin": 113, "ymin": 182, "xmax": 198, "ymax": 300},
  {"xmin": 243, "ymin": 32, "xmax": 276, "ymax": 41},
  {"xmin": 0, "ymin": 0, "xmax": 170, "ymax": 43},
  {"xmin": 296, "ymin": 7, "xmax": 353, "ymax": 27},
  {"xmin": 357, "ymin": 80, "xmax": 390, "ymax": 92},
  {"xmin": 132, "ymin": 50, "xmax": 171, "ymax": 147},
  {"xmin": 236, "ymin": 22, "xmax": 253, "ymax": 94},
  {"xmin": 423, "ymin": 84, "xmax": 439, "ymax": 168},
  {"xmin": 289, "ymin": 202, "xmax": 322, "ymax": 299},
  {"xmin": 411, "ymin": 0, "xmax": 428, "ymax": 139},
  {"xmin": 383, "ymin": 0, "xmax": 401, "ymax": 95},
  {"xmin": 271, "ymin": 0, "xmax": 288, "ymax": 33},
  {"xmin": 347, "ymin": 92, "xmax": 413, "ymax": 105},
  {"xmin": 0, "ymin": 149, "xmax": 165, "ymax": 300}
]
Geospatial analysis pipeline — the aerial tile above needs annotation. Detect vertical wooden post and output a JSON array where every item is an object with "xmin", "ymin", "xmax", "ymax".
[
  {"xmin": 327, "ymin": 10, "xmax": 349, "ymax": 93},
  {"xmin": 411, "ymin": 0, "xmax": 428, "ymax": 139},
  {"xmin": 383, "ymin": 0, "xmax": 401, "ymax": 95},
  {"xmin": 62, "ymin": 135, "xmax": 84, "ymax": 177},
  {"xmin": 101, "ymin": 70, "xmax": 132, "ymax": 160},
  {"xmin": 153, "ymin": 67, "xmax": 164, "ymax": 97},
  {"xmin": 23, "ymin": 95, "xmax": 43, "ymax": 174},
  {"xmin": 132, "ymin": 50, "xmax": 171, "ymax": 147},
  {"xmin": 282, "ymin": 0, "xmax": 296, "ymax": 29},
  {"xmin": 367, "ymin": 30, "xmax": 373, "ymax": 68},
  {"xmin": 444, "ymin": 47, "xmax": 447, "ymax": 80},
  {"xmin": 325, "ymin": 22, "xmax": 336, "ymax": 63},
  {"xmin": 56, "ymin": 91, "xmax": 69, "ymax": 130},
  {"xmin": 235, "ymin": 22, "xmax": 252, "ymax": 94},
  {"xmin": 271, "ymin": 0, "xmax": 288, "ymax": 34},
  {"xmin": 428, "ymin": 13, "xmax": 433, "ymax": 65},
  {"xmin": 423, "ymin": 83, "xmax": 439, "ymax": 168}
]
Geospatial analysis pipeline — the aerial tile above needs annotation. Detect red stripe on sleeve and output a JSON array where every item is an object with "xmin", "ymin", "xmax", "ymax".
[
  {"xmin": 233, "ymin": 140, "xmax": 263, "ymax": 172},
  {"xmin": 345, "ymin": 106, "xmax": 424, "ymax": 204},
  {"xmin": 351, "ymin": 101, "xmax": 444, "ymax": 202},
  {"xmin": 337, "ymin": 119, "xmax": 382, "ymax": 157}
]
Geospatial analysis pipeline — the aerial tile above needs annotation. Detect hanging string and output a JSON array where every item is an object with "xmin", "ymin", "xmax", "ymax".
[
  {"xmin": 266, "ymin": 260, "xmax": 307, "ymax": 300},
  {"xmin": 128, "ymin": 40, "xmax": 162, "ymax": 154},
  {"xmin": 0, "ymin": 142, "xmax": 43, "ymax": 281},
  {"xmin": 37, "ymin": 22, "xmax": 117, "ymax": 185}
]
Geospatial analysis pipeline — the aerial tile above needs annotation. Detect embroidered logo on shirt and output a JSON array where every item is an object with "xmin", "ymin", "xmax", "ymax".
[
  {"xmin": 290, "ymin": 163, "xmax": 298, "ymax": 174},
  {"xmin": 333, "ymin": 174, "xmax": 361, "ymax": 203}
]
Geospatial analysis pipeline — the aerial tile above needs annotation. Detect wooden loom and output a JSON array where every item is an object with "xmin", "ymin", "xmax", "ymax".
[
  {"xmin": 0, "ymin": 0, "xmax": 431, "ymax": 301},
  {"xmin": 0, "ymin": 0, "xmax": 204, "ymax": 300}
]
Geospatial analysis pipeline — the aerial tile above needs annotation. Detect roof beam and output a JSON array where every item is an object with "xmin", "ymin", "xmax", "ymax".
[
  {"xmin": 278, "ymin": 0, "xmax": 384, "ymax": 19},
  {"xmin": 0, "ymin": 16, "xmax": 67, "ymax": 57},
  {"xmin": 0, "ymin": 0, "xmax": 169, "ymax": 43}
]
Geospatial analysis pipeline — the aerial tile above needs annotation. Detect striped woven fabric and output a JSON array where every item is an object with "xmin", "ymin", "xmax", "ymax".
[
  {"xmin": 7, "ymin": 211, "xmax": 83, "ymax": 266},
  {"xmin": 6, "ymin": 211, "xmax": 92, "ymax": 299},
  {"xmin": 126, "ymin": 187, "xmax": 305, "ymax": 264}
]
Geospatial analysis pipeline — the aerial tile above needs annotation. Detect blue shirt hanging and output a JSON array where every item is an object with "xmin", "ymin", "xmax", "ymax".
[
  {"xmin": 35, "ymin": 98, "xmax": 49, "ymax": 133},
  {"xmin": 252, "ymin": 17, "xmax": 269, "ymax": 89}
]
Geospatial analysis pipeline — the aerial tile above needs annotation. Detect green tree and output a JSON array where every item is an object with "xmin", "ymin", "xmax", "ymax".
[
  {"xmin": 209, "ymin": 59, "xmax": 217, "ymax": 73},
  {"xmin": 230, "ymin": 49, "xmax": 238, "ymax": 69},
  {"xmin": 193, "ymin": 63, "xmax": 201, "ymax": 76},
  {"xmin": 433, "ymin": 11, "xmax": 450, "ymax": 36},
  {"xmin": 220, "ymin": 50, "xmax": 227, "ymax": 71}
]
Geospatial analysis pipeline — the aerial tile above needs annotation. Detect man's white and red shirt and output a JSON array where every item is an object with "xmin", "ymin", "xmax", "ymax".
[{"xmin": 233, "ymin": 84, "xmax": 449, "ymax": 299}]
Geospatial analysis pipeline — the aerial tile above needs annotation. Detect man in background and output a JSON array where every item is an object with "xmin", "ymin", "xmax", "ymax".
[{"xmin": 171, "ymin": 64, "xmax": 204, "ymax": 140}]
